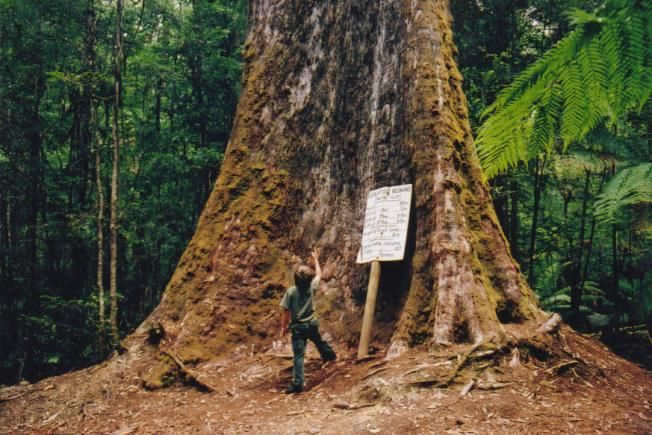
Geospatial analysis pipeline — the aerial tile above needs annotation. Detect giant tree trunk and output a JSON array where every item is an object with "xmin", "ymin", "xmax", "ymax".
[{"xmin": 141, "ymin": 0, "xmax": 545, "ymax": 365}]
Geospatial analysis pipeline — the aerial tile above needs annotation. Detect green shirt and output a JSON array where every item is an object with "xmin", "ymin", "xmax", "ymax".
[{"xmin": 280, "ymin": 278, "xmax": 320, "ymax": 327}]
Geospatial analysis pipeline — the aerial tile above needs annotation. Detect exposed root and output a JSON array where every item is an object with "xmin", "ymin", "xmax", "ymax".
[
  {"xmin": 407, "ymin": 339, "xmax": 494, "ymax": 387},
  {"xmin": 406, "ymin": 318, "xmax": 608, "ymax": 391},
  {"xmin": 439, "ymin": 339, "xmax": 491, "ymax": 387},
  {"xmin": 536, "ymin": 313, "xmax": 562, "ymax": 334},
  {"xmin": 159, "ymin": 348, "xmax": 218, "ymax": 392}
]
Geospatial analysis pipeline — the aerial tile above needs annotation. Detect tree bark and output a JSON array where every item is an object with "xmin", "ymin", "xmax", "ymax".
[
  {"xmin": 140, "ymin": 0, "xmax": 544, "ymax": 365},
  {"xmin": 570, "ymin": 170, "xmax": 591, "ymax": 318},
  {"xmin": 95, "ymin": 106, "xmax": 105, "ymax": 354},
  {"xmin": 81, "ymin": 0, "xmax": 105, "ymax": 354},
  {"xmin": 109, "ymin": 0, "xmax": 123, "ymax": 345},
  {"xmin": 611, "ymin": 224, "xmax": 620, "ymax": 328},
  {"xmin": 527, "ymin": 157, "xmax": 546, "ymax": 288},
  {"xmin": 579, "ymin": 169, "xmax": 607, "ymax": 296},
  {"xmin": 509, "ymin": 179, "xmax": 519, "ymax": 259}
]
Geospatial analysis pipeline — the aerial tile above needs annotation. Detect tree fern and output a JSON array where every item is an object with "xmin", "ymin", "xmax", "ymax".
[
  {"xmin": 476, "ymin": 0, "xmax": 652, "ymax": 179},
  {"xmin": 552, "ymin": 151, "xmax": 611, "ymax": 180},
  {"xmin": 594, "ymin": 163, "xmax": 652, "ymax": 223},
  {"xmin": 541, "ymin": 282, "xmax": 610, "ymax": 314}
]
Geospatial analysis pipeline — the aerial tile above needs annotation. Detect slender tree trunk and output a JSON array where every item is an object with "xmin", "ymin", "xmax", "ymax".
[
  {"xmin": 509, "ymin": 179, "xmax": 519, "ymax": 259},
  {"xmin": 611, "ymin": 225, "xmax": 620, "ymax": 328},
  {"xmin": 81, "ymin": 0, "xmax": 104, "ymax": 353},
  {"xmin": 579, "ymin": 169, "xmax": 608, "ymax": 297},
  {"xmin": 109, "ymin": 0, "xmax": 123, "ymax": 345},
  {"xmin": 527, "ymin": 157, "xmax": 545, "ymax": 287},
  {"xmin": 570, "ymin": 170, "xmax": 591, "ymax": 318},
  {"xmin": 1, "ymin": 196, "xmax": 16, "ymax": 381},
  {"xmin": 155, "ymin": 78, "xmax": 163, "ymax": 133},
  {"xmin": 492, "ymin": 176, "xmax": 509, "ymax": 233},
  {"xmin": 95, "ymin": 106, "xmax": 105, "ymax": 354},
  {"xmin": 21, "ymin": 35, "xmax": 46, "ymax": 379}
]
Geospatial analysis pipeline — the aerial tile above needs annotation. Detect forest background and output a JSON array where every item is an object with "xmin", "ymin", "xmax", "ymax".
[{"xmin": 0, "ymin": 0, "xmax": 650, "ymax": 386}]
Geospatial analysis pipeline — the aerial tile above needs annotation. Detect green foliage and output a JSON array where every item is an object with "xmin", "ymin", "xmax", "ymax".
[
  {"xmin": 476, "ymin": 0, "xmax": 652, "ymax": 179},
  {"xmin": 0, "ymin": 0, "xmax": 247, "ymax": 384},
  {"xmin": 541, "ymin": 281, "xmax": 609, "ymax": 311},
  {"xmin": 594, "ymin": 163, "xmax": 652, "ymax": 223}
]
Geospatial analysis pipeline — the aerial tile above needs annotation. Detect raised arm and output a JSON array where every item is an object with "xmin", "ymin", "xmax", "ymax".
[{"xmin": 311, "ymin": 248, "xmax": 322, "ymax": 280}]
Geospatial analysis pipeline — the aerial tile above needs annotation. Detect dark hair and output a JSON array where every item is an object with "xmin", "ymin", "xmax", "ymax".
[{"xmin": 294, "ymin": 265, "xmax": 315, "ymax": 290}]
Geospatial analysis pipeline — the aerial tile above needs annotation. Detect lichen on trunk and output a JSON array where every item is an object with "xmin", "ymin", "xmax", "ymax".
[{"xmin": 139, "ymin": 0, "xmax": 546, "ymax": 370}]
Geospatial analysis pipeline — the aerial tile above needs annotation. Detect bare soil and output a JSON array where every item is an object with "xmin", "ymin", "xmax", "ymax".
[{"xmin": 1, "ymin": 327, "xmax": 651, "ymax": 434}]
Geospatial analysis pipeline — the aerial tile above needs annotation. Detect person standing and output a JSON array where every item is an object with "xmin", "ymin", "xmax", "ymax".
[{"xmin": 280, "ymin": 248, "xmax": 336, "ymax": 394}]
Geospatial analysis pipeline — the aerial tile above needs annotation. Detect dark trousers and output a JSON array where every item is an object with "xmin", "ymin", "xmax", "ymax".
[{"xmin": 290, "ymin": 322, "xmax": 336, "ymax": 387}]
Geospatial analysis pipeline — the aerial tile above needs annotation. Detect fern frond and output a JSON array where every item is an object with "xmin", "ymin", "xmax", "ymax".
[
  {"xmin": 594, "ymin": 163, "xmax": 652, "ymax": 223},
  {"xmin": 552, "ymin": 152, "xmax": 609, "ymax": 179},
  {"xmin": 477, "ymin": 0, "xmax": 652, "ymax": 179},
  {"xmin": 560, "ymin": 61, "xmax": 588, "ymax": 145},
  {"xmin": 542, "ymin": 293, "xmax": 571, "ymax": 308}
]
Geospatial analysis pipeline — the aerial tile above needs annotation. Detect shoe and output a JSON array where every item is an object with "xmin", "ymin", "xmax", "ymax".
[
  {"xmin": 323, "ymin": 353, "xmax": 337, "ymax": 362},
  {"xmin": 284, "ymin": 384, "xmax": 303, "ymax": 394}
]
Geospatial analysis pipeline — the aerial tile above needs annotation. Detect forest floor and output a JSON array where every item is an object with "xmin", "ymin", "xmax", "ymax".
[{"xmin": 1, "ymin": 326, "xmax": 651, "ymax": 434}]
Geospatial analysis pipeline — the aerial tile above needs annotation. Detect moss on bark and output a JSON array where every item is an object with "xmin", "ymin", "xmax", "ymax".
[{"xmin": 137, "ymin": 0, "xmax": 545, "ymax": 368}]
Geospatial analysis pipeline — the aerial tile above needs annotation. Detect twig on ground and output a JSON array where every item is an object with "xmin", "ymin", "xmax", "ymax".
[
  {"xmin": 109, "ymin": 424, "xmax": 139, "ymax": 435},
  {"xmin": 333, "ymin": 401, "xmax": 379, "ymax": 410},
  {"xmin": 42, "ymin": 407, "xmax": 63, "ymax": 426},
  {"xmin": 361, "ymin": 367, "xmax": 389, "ymax": 380},
  {"xmin": 0, "ymin": 384, "xmax": 54, "ymax": 402},
  {"xmin": 546, "ymin": 360, "xmax": 579, "ymax": 374},
  {"xmin": 271, "ymin": 354, "xmax": 293, "ymax": 360},
  {"xmin": 460, "ymin": 379, "xmax": 475, "ymax": 396},
  {"xmin": 0, "ymin": 391, "xmax": 31, "ymax": 402},
  {"xmin": 476, "ymin": 381, "xmax": 512, "ymax": 390}
]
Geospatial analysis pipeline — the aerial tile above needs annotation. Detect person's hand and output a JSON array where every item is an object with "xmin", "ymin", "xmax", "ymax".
[{"xmin": 311, "ymin": 248, "xmax": 319, "ymax": 261}]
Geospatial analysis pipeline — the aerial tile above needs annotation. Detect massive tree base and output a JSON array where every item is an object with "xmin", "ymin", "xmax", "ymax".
[
  {"xmin": 134, "ymin": 0, "xmax": 546, "ymax": 380},
  {"xmin": 1, "ymin": 324, "xmax": 650, "ymax": 434}
]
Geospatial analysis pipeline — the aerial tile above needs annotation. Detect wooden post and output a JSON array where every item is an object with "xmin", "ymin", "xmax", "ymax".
[{"xmin": 358, "ymin": 260, "xmax": 381, "ymax": 359}]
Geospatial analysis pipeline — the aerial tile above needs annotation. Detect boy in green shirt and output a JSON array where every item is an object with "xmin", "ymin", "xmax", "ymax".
[{"xmin": 280, "ymin": 248, "xmax": 336, "ymax": 394}]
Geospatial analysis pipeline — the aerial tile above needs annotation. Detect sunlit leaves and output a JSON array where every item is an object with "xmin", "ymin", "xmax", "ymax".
[{"xmin": 476, "ymin": 0, "xmax": 652, "ymax": 179}]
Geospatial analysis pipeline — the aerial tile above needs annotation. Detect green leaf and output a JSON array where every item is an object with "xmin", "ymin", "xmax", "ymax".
[{"xmin": 477, "ymin": 0, "xmax": 651, "ymax": 179}]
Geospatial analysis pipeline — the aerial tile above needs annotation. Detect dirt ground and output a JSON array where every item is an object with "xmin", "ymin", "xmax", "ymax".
[{"xmin": 1, "ymin": 327, "xmax": 651, "ymax": 434}]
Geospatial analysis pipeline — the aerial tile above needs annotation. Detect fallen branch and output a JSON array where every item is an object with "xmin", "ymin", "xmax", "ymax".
[
  {"xmin": 0, "ymin": 384, "xmax": 54, "ymax": 402},
  {"xmin": 271, "ymin": 354, "xmax": 293, "ymax": 360},
  {"xmin": 161, "ymin": 348, "xmax": 219, "ymax": 392},
  {"xmin": 476, "ymin": 381, "xmax": 511, "ymax": 390},
  {"xmin": 361, "ymin": 367, "xmax": 389, "ymax": 380},
  {"xmin": 460, "ymin": 379, "xmax": 475, "ymax": 396},
  {"xmin": 402, "ymin": 361, "xmax": 452, "ymax": 378},
  {"xmin": 0, "ymin": 391, "xmax": 31, "ymax": 402},
  {"xmin": 110, "ymin": 424, "xmax": 139, "ymax": 435},
  {"xmin": 333, "ymin": 401, "xmax": 379, "ymax": 410},
  {"xmin": 355, "ymin": 355, "xmax": 378, "ymax": 364},
  {"xmin": 42, "ymin": 407, "xmax": 63, "ymax": 426},
  {"xmin": 546, "ymin": 360, "xmax": 579, "ymax": 374}
]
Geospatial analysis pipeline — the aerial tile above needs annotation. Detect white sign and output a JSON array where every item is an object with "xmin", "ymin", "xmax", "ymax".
[{"xmin": 356, "ymin": 184, "xmax": 412, "ymax": 263}]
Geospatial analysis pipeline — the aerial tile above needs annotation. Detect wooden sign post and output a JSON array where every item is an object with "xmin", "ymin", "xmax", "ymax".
[{"xmin": 356, "ymin": 184, "xmax": 412, "ymax": 359}]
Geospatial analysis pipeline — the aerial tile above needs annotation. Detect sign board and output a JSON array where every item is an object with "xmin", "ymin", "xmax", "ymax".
[{"xmin": 356, "ymin": 184, "xmax": 412, "ymax": 263}]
